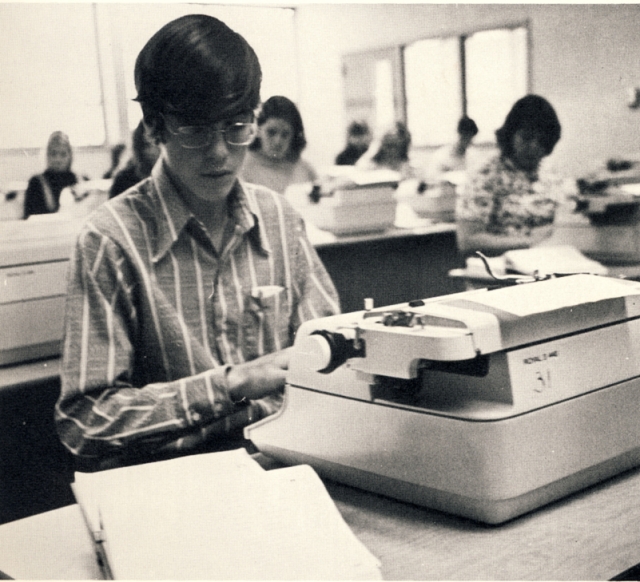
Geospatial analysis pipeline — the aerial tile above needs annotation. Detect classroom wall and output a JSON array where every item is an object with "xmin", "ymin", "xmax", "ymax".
[
  {"xmin": 294, "ymin": 3, "xmax": 640, "ymax": 179},
  {"xmin": 1, "ymin": 148, "xmax": 112, "ymax": 188},
  {"xmin": 2, "ymin": 4, "xmax": 639, "ymax": 185}
]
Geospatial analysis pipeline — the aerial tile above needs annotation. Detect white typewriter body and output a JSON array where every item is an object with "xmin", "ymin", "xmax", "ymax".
[
  {"xmin": 0, "ymin": 215, "xmax": 84, "ymax": 365},
  {"xmin": 285, "ymin": 168, "xmax": 399, "ymax": 236},
  {"xmin": 246, "ymin": 274, "xmax": 640, "ymax": 523}
]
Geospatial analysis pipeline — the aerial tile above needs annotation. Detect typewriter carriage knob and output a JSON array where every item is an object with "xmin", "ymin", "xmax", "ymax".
[{"xmin": 296, "ymin": 329, "xmax": 362, "ymax": 373}]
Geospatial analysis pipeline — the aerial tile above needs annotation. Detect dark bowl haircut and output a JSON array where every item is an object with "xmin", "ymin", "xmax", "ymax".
[
  {"xmin": 457, "ymin": 116, "xmax": 478, "ymax": 137},
  {"xmin": 496, "ymin": 94, "xmax": 561, "ymax": 158},
  {"xmin": 134, "ymin": 14, "xmax": 262, "ymax": 136},
  {"xmin": 348, "ymin": 121, "xmax": 370, "ymax": 137}
]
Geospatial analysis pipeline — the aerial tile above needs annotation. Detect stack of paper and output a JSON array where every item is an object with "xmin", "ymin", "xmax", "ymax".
[
  {"xmin": 504, "ymin": 245, "xmax": 608, "ymax": 276},
  {"xmin": 72, "ymin": 449, "xmax": 381, "ymax": 580}
]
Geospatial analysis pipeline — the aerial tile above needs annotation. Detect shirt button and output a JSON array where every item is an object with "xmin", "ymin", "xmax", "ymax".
[{"xmin": 191, "ymin": 412, "xmax": 201, "ymax": 423}]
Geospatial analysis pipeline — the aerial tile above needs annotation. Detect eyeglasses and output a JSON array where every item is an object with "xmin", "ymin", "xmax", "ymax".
[{"xmin": 162, "ymin": 114, "xmax": 257, "ymax": 149}]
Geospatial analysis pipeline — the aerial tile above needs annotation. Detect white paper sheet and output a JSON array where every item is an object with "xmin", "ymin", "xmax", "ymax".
[{"xmin": 73, "ymin": 449, "xmax": 381, "ymax": 580}]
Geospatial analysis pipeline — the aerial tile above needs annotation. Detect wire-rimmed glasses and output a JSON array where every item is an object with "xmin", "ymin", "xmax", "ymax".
[{"xmin": 162, "ymin": 114, "xmax": 257, "ymax": 149}]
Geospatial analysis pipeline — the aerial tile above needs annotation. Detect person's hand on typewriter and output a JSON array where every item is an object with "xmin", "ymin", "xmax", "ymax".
[{"xmin": 226, "ymin": 348, "xmax": 292, "ymax": 402}]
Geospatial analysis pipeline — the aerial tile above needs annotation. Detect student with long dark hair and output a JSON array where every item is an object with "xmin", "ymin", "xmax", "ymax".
[
  {"xmin": 456, "ymin": 94, "xmax": 562, "ymax": 257},
  {"xmin": 241, "ymin": 95, "xmax": 317, "ymax": 194}
]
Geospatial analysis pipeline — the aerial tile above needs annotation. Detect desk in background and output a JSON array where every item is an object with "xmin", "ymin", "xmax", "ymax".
[
  {"xmin": 313, "ymin": 224, "xmax": 464, "ymax": 313},
  {"xmin": 449, "ymin": 263, "xmax": 640, "ymax": 291},
  {"xmin": 0, "ymin": 358, "xmax": 75, "ymax": 525},
  {"xmin": 1, "ymin": 453, "xmax": 639, "ymax": 580}
]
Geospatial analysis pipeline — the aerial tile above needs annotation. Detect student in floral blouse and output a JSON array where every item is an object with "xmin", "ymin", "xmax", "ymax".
[{"xmin": 456, "ymin": 95, "xmax": 562, "ymax": 257}]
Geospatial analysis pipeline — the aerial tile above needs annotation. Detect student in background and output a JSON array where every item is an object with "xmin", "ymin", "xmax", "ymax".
[
  {"xmin": 55, "ymin": 14, "xmax": 339, "ymax": 471},
  {"xmin": 103, "ymin": 143, "xmax": 126, "ymax": 179},
  {"xmin": 24, "ymin": 131, "xmax": 83, "ymax": 218},
  {"xmin": 427, "ymin": 116, "xmax": 478, "ymax": 179},
  {"xmin": 335, "ymin": 120, "xmax": 372, "ymax": 165},
  {"xmin": 356, "ymin": 121, "xmax": 418, "ymax": 179},
  {"xmin": 109, "ymin": 120, "xmax": 160, "ymax": 198},
  {"xmin": 456, "ymin": 94, "xmax": 562, "ymax": 257},
  {"xmin": 241, "ymin": 95, "xmax": 317, "ymax": 194}
]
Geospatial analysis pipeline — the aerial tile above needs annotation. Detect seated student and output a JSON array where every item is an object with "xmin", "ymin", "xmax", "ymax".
[
  {"xmin": 335, "ymin": 120, "xmax": 372, "ymax": 166},
  {"xmin": 103, "ymin": 143, "xmax": 126, "ymax": 180},
  {"xmin": 356, "ymin": 121, "xmax": 419, "ymax": 180},
  {"xmin": 55, "ymin": 14, "xmax": 340, "ymax": 471},
  {"xmin": 241, "ymin": 95, "xmax": 317, "ymax": 194},
  {"xmin": 427, "ymin": 116, "xmax": 478, "ymax": 179},
  {"xmin": 24, "ymin": 131, "xmax": 83, "ymax": 218},
  {"xmin": 456, "ymin": 94, "xmax": 562, "ymax": 258},
  {"xmin": 109, "ymin": 120, "xmax": 160, "ymax": 198}
]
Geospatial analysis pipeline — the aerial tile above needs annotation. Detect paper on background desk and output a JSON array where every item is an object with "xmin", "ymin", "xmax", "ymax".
[
  {"xmin": 462, "ymin": 272, "xmax": 640, "ymax": 317},
  {"xmin": 504, "ymin": 244, "xmax": 609, "ymax": 276},
  {"xmin": 72, "ymin": 448, "xmax": 381, "ymax": 580},
  {"xmin": 464, "ymin": 244, "xmax": 609, "ymax": 280}
]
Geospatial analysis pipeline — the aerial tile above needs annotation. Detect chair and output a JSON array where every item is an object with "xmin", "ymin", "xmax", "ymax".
[{"xmin": 0, "ymin": 181, "xmax": 27, "ymax": 221}]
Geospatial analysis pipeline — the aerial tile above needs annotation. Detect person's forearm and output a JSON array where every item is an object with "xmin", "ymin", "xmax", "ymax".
[{"xmin": 56, "ymin": 366, "xmax": 237, "ymax": 460}]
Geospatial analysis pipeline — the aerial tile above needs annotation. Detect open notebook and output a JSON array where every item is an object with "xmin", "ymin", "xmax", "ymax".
[{"xmin": 72, "ymin": 448, "xmax": 381, "ymax": 580}]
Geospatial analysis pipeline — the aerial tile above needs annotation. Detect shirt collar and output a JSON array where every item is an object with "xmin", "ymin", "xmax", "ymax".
[
  {"xmin": 150, "ymin": 160, "xmax": 271, "ymax": 262},
  {"xmin": 501, "ymin": 154, "xmax": 540, "ymax": 182}
]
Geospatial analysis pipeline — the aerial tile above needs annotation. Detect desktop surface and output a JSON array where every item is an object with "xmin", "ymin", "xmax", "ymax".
[{"xmin": 1, "ymin": 452, "xmax": 639, "ymax": 580}]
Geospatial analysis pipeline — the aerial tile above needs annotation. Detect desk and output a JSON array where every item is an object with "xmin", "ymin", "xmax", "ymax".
[
  {"xmin": 314, "ymin": 225, "xmax": 464, "ymax": 313},
  {"xmin": 0, "ymin": 358, "xmax": 74, "ymax": 525},
  {"xmin": 1, "ymin": 458, "xmax": 639, "ymax": 580},
  {"xmin": 0, "ymin": 505, "xmax": 101, "ymax": 580},
  {"xmin": 0, "ymin": 356, "xmax": 60, "ymax": 394},
  {"xmin": 449, "ymin": 263, "xmax": 640, "ymax": 291}
]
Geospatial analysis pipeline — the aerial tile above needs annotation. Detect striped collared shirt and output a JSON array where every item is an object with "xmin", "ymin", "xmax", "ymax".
[{"xmin": 55, "ymin": 161, "xmax": 340, "ymax": 464}]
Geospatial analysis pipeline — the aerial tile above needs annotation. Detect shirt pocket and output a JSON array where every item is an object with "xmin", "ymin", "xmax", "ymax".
[{"xmin": 242, "ymin": 285, "xmax": 291, "ymax": 358}]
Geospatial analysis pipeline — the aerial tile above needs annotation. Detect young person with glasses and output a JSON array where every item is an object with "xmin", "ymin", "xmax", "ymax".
[{"xmin": 55, "ymin": 14, "xmax": 340, "ymax": 471}]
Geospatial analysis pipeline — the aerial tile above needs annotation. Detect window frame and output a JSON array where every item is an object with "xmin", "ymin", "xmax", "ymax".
[
  {"xmin": 0, "ymin": 3, "xmax": 111, "ymax": 154},
  {"xmin": 401, "ymin": 19, "xmax": 533, "ymax": 151},
  {"xmin": 402, "ymin": 20, "xmax": 531, "ymax": 149},
  {"xmin": 0, "ymin": 3, "xmax": 299, "ymax": 156}
]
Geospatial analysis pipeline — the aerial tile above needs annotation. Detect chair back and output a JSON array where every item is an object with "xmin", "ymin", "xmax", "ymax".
[{"xmin": 0, "ymin": 181, "xmax": 28, "ymax": 221}]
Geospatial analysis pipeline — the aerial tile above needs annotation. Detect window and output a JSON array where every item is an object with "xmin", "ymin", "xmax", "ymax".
[
  {"xmin": 374, "ymin": 60, "xmax": 396, "ymax": 130},
  {"xmin": 405, "ymin": 37, "xmax": 461, "ymax": 147},
  {"xmin": 465, "ymin": 27, "xmax": 528, "ymax": 143},
  {"xmin": 341, "ymin": 47, "xmax": 404, "ymax": 135},
  {"xmin": 110, "ymin": 4, "xmax": 298, "ymax": 133},
  {"xmin": 0, "ymin": 4, "xmax": 105, "ymax": 149},
  {"xmin": 404, "ymin": 25, "xmax": 528, "ymax": 146},
  {"xmin": 0, "ymin": 4, "xmax": 298, "ymax": 151}
]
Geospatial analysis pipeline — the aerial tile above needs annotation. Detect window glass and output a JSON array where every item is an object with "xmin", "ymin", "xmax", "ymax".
[
  {"xmin": 374, "ymin": 59, "xmax": 395, "ymax": 131},
  {"xmin": 403, "ymin": 26, "xmax": 527, "ymax": 147},
  {"xmin": 112, "ymin": 4, "xmax": 297, "ymax": 131},
  {"xmin": 405, "ymin": 37, "xmax": 461, "ymax": 147},
  {"xmin": 0, "ymin": 4, "xmax": 105, "ymax": 149},
  {"xmin": 466, "ymin": 27, "xmax": 528, "ymax": 143}
]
